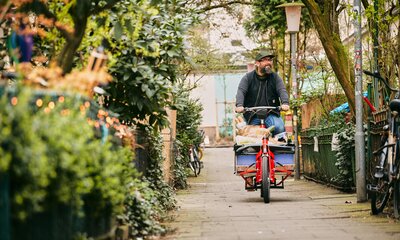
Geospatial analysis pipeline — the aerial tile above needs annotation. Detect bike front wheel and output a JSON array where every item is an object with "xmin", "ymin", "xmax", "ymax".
[
  {"xmin": 370, "ymin": 177, "xmax": 390, "ymax": 215},
  {"xmin": 194, "ymin": 156, "xmax": 201, "ymax": 176},
  {"xmin": 261, "ymin": 155, "xmax": 270, "ymax": 203},
  {"xmin": 393, "ymin": 179, "xmax": 400, "ymax": 218}
]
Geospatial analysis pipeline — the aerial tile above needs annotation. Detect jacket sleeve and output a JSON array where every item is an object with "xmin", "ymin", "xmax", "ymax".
[
  {"xmin": 236, "ymin": 73, "xmax": 250, "ymax": 107},
  {"xmin": 275, "ymin": 74, "xmax": 289, "ymax": 104}
]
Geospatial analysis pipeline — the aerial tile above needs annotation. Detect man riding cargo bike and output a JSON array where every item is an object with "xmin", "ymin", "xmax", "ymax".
[{"xmin": 234, "ymin": 49, "xmax": 295, "ymax": 203}]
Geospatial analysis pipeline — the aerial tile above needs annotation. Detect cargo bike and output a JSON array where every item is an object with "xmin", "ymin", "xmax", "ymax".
[{"xmin": 234, "ymin": 106, "xmax": 295, "ymax": 203}]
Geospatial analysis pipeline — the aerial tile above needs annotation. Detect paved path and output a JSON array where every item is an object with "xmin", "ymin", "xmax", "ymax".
[{"xmin": 163, "ymin": 148, "xmax": 400, "ymax": 240}]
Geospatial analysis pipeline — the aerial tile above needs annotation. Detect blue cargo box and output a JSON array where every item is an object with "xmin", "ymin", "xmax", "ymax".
[{"xmin": 234, "ymin": 143, "xmax": 295, "ymax": 175}]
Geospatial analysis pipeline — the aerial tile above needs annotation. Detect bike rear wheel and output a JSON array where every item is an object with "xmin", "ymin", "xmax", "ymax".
[
  {"xmin": 371, "ymin": 140, "xmax": 391, "ymax": 215},
  {"xmin": 194, "ymin": 157, "xmax": 201, "ymax": 176},
  {"xmin": 189, "ymin": 160, "xmax": 198, "ymax": 177},
  {"xmin": 370, "ymin": 177, "xmax": 390, "ymax": 215},
  {"xmin": 394, "ymin": 179, "xmax": 400, "ymax": 218},
  {"xmin": 261, "ymin": 155, "xmax": 270, "ymax": 203},
  {"xmin": 193, "ymin": 148, "xmax": 201, "ymax": 176}
]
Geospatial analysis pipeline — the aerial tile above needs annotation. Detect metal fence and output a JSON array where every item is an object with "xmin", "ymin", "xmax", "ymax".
[{"xmin": 301, "ymin": 127, "xmax": 353, "ymax": 188}]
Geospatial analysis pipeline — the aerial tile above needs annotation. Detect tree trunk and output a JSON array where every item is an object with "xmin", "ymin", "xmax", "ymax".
[
  {"xmin": 301, "ymin": 0, "xmax": 356, "ymax": 114},
  {"xmin": 57, "ymin": 18, "xmax": 88, "ymax": 74},
  {"xmin": 397, "ymin": 15, "xmax": 400, "ymax": 85}
]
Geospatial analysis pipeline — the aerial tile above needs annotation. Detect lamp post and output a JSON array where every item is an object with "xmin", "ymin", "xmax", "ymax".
[
  {"xmin": 277, "ymin": 2, "xmax": 304, "ymax": 180},
  {"xmin": 353, "ymin": 0, "xmax": 367, "ymax": 202}
]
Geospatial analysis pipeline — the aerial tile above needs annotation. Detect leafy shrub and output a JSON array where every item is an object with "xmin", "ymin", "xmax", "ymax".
[
  {"xmin": 0, "ymin": 89, "xmax": 52, "ymax": 220},
  {"xmin": 171, "ymin": 139, "xmax": 187, "ymax": 189},
  {"xmin": 332, "ymin": 123, "xmax": 355, "ymax": 189},
  {"xmin": 101, "ymin": 1, "xmax": 197, "ymax": 128},
  {"xmin": 120, "ymin": 179, "xmax": 166, "ymax": 238},
  {"xmin": 0, "ymin": 87, "xmax": 135, "ymax": 222},
  {"xmin": 119, "ymin": 126, "xmax": 175, "ymax": 238},
  {"xmin": 174, "ymin": 89, "xmax": 203, "ymax": 189},
  {"xmin": 143, "ymin": 126, "xmax": 176, "ymax": 212}
]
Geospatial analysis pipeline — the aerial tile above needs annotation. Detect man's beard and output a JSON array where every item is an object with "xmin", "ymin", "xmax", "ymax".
[{"xmin": 261, "ymin": 65, "xmax": 272, "ymax": 74}]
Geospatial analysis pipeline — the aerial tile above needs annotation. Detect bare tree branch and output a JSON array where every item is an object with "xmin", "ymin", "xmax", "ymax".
[{"xmin": 196, "ymin": 0, "xmax": 252, "ymax": 13}]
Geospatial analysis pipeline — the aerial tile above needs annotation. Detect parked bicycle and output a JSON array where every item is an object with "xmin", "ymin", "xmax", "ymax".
[
  {"xmin": 364, "ymin": 70, "xmax": 400, "ymax": 218},
  {"xmin": 234, "ymin": 106, "xmax": 294, "ymax": 203},
  {"xmin": 187, "ymin": 129, "xmax": 205, "ymax": 177},
  {"xmin": 188, "ymin": 143, "xmax": 202, "ymax": 176}
]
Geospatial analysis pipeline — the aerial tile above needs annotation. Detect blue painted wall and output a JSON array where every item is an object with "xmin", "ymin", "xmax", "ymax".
[{"xmin": 214, "ymin": 73, "xmax": 246, "ymax": 136}]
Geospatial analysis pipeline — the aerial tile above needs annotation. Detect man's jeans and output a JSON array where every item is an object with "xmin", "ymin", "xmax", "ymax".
[{"xmin": 249, "ymin": 114, "xmax": 285, "ymax": 135}]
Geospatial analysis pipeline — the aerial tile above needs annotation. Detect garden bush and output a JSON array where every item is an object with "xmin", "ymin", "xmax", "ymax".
[
  {"xmin": 0, "ymin": 87, "xmax": 136, "ymax": 238},
  {"xmin": 174, "ymin": 89, "xmax": 204, "ymax": 189},
  {"xmin": 332, "ymin": 123, "xmax": 356, "ymax": 189},
  {"xmin": 118, "ymin": 126, "xmax": 176, "ymax": 238}
]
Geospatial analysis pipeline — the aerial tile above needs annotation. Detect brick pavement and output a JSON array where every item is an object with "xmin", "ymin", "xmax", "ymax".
[{"xmin": 162, "ymin": 147, "xmax": 400, "ymax": 240}]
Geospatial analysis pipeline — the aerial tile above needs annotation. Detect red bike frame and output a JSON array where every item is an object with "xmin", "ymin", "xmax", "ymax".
[
  {"xmin": 255, "ymin": 132, "xmax": 275, "ymax": 184},
  {"xmin": 239, "ymin": 108, "xmax": 292, "ymax": 189}
]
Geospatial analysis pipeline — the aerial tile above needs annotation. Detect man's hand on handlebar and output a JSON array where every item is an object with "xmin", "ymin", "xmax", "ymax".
[
  {"xmin": 235, "ymin": 106, "xmax": 244, "ymax": 113},
  {"xmin": 281, "ymin": 104, "xmax": 290, "ymax": 111}
]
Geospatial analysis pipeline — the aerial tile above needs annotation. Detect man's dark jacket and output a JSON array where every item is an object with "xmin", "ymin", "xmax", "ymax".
[{"xmin": 236, "ymin": 70, "xmax": 289, "ymax": 122}]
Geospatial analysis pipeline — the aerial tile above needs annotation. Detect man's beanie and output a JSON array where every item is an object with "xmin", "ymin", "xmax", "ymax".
[{"xmin": 255, "ymin": 49, "xmax": 276, "ymax": 61}]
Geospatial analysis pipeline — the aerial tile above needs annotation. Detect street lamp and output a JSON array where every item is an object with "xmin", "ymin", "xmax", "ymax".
[{"xmin": 277, "ymin": 2, "xmax": 304, "ymax": 180}]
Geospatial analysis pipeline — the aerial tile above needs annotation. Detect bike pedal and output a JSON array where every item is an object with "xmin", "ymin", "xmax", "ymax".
[{"xmin": 367, "ymin": 184, "xmax": 378, "ymax": 192}]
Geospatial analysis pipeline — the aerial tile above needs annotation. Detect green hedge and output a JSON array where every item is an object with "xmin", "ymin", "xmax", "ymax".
[{"xmin": 0, "ymin": 87, "xmax": 136, "ymax": 239}]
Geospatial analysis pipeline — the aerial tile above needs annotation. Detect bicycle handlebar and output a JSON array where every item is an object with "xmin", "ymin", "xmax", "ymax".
[
  {"xmin": 363, "ymin": 70, "xmax": 397, "ymax": 92},
  {"xmin": 244, "ymin": 106, "xmax": 281, "ymax": 112}
]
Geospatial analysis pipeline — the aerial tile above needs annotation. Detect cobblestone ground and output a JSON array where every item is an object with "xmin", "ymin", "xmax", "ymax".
[{"xmin": 162, "ymin": 147, "xmax": 400, "ymax": 240}]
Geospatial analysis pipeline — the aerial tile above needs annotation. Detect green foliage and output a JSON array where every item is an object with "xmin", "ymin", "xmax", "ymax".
[
  {"xmin": 244, "ymin": 0, "xmax": 312, "ymax": 43},
  {"xmin": 244, "ymin": 0, "xmax": 287, "ymax": 41},
  {"xmin": 304, "ymin": 112, "xmax": 346, "ymax": 137},
  {"xmin": 0, "ymin": 89, "xmax": 51, "ymax": 219},
  {"xmin": 143, "ymin": 126, "xmax": 176, "ymax": 212},
  {"xmin": 174, "ymin": 85, "xmax": 204, "ymax": 188},
  {"xmin": 16, "ymin": 0, "xmax": 121, "ymax": 72},
  {"xmin": 119, "ymin": 179, "xmax": 166, "ymax": 238},
  {"xmin": 119, "ymin": 126, "xmax": 176, "ymax": 238},
  {"xmin": 0, "ymin": 87, "xmax": 135, "ymax": 221},
  {"xmin": 12, "ymin": 0, "xmax": 200, "ymax": 129},
  {"xmin": 175, "ymin": 85, "xmax": 203, "ymax": 144},
  {"xmin": 298, "ymin": 56, "xmax": 347, "ymax": 126},
  {"xmin": 304, "ymin": 108, "xmax": 356, "ymax": 189},
  {"xmin": 363, "ymin": 0, "xmax": 400, "ymax": 90},
  {"xmin": 332, "ymin": 123, "xmax": 355, "ymax": 189},
  {"xmin": 171, "ymin": 139, "xmax": 188, "ymax": 189},
  {"xmin": 93, "ymin": 1, "xmax": 198, "ymax": 128}
]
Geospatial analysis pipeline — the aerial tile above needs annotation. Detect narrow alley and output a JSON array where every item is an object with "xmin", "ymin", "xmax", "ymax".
[{"xmin": 163, "ymin": 148, "xmax": 400, "ymax": 240}]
